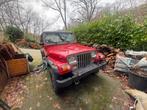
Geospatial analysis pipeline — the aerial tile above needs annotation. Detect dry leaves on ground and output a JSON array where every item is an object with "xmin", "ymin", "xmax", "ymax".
[{"xmin": 1, "ymin": 77, "xmax": 28, "ymax": 109}]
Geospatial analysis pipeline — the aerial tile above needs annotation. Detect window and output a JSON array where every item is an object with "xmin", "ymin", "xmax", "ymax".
[{"xmin": 43, "ymin": 33, "xmax": 76, "ymax": 45}]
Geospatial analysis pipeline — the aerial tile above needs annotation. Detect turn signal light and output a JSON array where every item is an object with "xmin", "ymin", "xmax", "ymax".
[
  {"xmin": 58, "ymin": 64, "xmax": 71, "ymax": 75},
  {"xmin": 62, "ymin": 64, "xmax": 71, "ymax": 71}
]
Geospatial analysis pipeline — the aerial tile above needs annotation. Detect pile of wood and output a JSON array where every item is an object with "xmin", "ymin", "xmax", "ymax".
[{"xmin": 93, "ymin": 44, "xmax": 122, "ymax": 68}]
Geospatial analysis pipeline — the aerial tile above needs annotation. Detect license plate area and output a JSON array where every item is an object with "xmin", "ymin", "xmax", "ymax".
[{"xmin": 73, "ymin": 64, "xmax": 98, "ymax": 76}]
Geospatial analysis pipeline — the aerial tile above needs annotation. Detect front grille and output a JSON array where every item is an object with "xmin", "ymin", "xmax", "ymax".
[{"xmin": 77, "ymin": 52, "xmax": 91, "ymax": 68}]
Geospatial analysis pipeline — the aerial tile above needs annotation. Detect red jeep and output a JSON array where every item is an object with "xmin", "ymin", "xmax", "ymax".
[{"xmin": 40, "ymin": 32, "xmax": 107, "ymax": 94}]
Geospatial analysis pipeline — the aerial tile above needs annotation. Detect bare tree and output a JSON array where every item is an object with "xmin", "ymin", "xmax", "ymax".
[
  {"xmin": 0, "ymin": 0, "xmax": 52, "ymax": 35},
  {"xmin": 32, "ymin": 13, "xmax": 52, "ymax": 35},
  {"xmin": 0, "ymin": 0, "xmax": 16, "ymax": 7},
  {"xmin": 72, "ymin": 0, "xmax": 100, "ymax": 22},
  {"xmin": 42, "ymin": 0, "xmax": 68, "ymax": 29}
]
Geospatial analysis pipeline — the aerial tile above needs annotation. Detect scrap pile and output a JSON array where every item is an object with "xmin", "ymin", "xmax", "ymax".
[
  {"xmin": 114, "ymin": 50, "xmax": 147, "ymax": 91},
  {"xmin": 114, "ymin": 50, "xmax": 147, "ymax": 74},
  {"xmin": 0, "ymin": 42, "xmax": 30, "ymax": 77},
  {"xmin": 93, "ymin": 44, "xmax": 147, "ymax": 91},
  {"xmin": 0, "ymin": 43, "xmax": 30, "ymax": 109},
  {"xmin": 93, "ymin": 44, "xmax": 122, "ymax": 68},
  {"xmin": 0, "ymin": 43, "xmax": 19, "ymax": 93},
  {"xmin": 16, "ymin": 39, "xmax": 41, "ymax": 49},
  {"xmin": 0, "ymin": 43, "xmax": 17, "ymax": 73}
]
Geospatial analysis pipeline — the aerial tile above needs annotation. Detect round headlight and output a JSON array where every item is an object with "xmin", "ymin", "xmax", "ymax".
[
  {"xmin": 68, "ymin": 55, "xmax": 77, "ymax": 65},
  {"xmin": 91, "ymin": 51, "xmax": 97, "ymax": 58}
]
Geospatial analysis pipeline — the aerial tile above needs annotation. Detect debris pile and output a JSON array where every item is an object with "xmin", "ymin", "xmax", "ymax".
[
  {"xmin": 0, "ymin": 42, "xmax": 23, "ymax": 73},
  {"xmin": 0, "ymin": 42, "xmax": 33, "ymax": 78},
  {"xmin": 114, "ymin": 50, "xmax": 147, "ymax": 75},
  {"xmin": 0, "ymin": 43, "xmax": 16, "ymax": 60},
  {"xmin": 0, "ymin": 42, "xmax": 30, "ymax": 109},
  {"xmin": 93, "ymin": 44, "xmax": 122, "ymax": 68},
  {"xmin": 114, "ymin": 50, "xmax": 147, "ymax": 91},
  {"xmin": 16, "ymin": 39, "xmax": 41, "ymax": 49},
  {"xmin": 93, "ymin": 44, "xmax": 147, "ymax": 91}
]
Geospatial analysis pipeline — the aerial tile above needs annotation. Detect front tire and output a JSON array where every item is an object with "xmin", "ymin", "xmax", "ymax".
[{"xmin": 49, "ymin": 69, "xmax": 61, "ymax": 94}]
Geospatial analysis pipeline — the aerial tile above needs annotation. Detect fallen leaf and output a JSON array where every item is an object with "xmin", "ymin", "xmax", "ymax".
[{"xmin": 37, "ymin": 102, "xmax": 40, "ymax": 107}]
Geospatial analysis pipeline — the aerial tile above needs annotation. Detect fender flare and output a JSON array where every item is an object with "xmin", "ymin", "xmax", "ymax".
[{"xmin": 44, "ymin": 58, "xmax": 58, "ymax": 71}]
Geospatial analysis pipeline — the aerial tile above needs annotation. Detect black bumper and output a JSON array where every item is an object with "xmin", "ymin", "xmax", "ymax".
[{"xmin": 56, "ymin": 61, "xmax": 107, "ymax": 88}]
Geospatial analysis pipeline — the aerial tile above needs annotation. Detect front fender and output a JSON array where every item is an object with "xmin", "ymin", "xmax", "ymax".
[{"xmin": 44, "ymin": 57, "xmax": 58, "ymax": 71}]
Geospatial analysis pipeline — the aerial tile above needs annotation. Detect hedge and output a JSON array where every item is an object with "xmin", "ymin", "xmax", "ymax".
[{"xmin": 71, "ymin": 15, "xmax": 147, "ymax": 50}]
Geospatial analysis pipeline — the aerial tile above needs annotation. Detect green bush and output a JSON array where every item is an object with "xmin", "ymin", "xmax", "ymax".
[
  {"xmin": 5, "ymin": 26, "xmax": 24, "ymax": 42},
  {"xmin": 24, "ymin": 33, "xmax": 36, "ymax": 43},
  {"xmin": 71, "ymin": 15, "xmax": 147, "ymax": 50},
  {"xmin": 134, "ymin": 41, "xmax": 147, "ymax": 51}
]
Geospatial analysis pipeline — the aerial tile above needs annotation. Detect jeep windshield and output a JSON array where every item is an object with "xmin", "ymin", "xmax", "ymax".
[{"xmin": 43, "ymin": 33, "xmax": 76, "ymax": 45}]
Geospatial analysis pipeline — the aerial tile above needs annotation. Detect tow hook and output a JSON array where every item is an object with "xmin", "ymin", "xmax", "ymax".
[{"xmin": 74, "ymin": 80, "xmax": 80, "ymax": 85}]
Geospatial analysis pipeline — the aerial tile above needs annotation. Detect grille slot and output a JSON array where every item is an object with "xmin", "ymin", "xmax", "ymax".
[{"xmin": 77, "ymin": 52, "xmax": 91, "ymax": 68}]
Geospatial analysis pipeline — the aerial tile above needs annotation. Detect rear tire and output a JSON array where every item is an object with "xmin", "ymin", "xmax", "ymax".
[{"xmin": 49, "ymin": 69, "xmax": 61, "ymax": 94}]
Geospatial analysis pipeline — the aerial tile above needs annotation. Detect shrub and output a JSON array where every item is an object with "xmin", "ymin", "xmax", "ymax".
[
  {"xmin": 71, "ymin": 15, "xmax": 147, "ymax": 50},
  {"xmin": 24, "ymin": 33, "xmax": 36, "ymax": 43},
  {"xmin": 134, "ymin": 41, "xmax": 147, "ymax": 51},
  {"xmin": 5, "ymin": 26, "xmax": 24, "ymax": 42}
]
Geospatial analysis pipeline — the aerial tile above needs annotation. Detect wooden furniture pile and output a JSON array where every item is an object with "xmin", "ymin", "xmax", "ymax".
[{"xmin": 0, "ymin": 43, "xmax": 29, "ymax": 93}]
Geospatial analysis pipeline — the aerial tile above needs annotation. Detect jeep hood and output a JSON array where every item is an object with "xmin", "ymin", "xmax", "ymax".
[{"xmin": 45, "ymin": 43, "xmax": 95, "ymax": 57}]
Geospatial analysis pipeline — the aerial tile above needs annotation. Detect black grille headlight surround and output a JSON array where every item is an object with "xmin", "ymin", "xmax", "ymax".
[
  {"xmin": 68, "ymin": 55, "xmax": 77, "ymax": 65},
  {"xmin": 91, "ymin": 51, "xmax": 97, "ymax": 58}
]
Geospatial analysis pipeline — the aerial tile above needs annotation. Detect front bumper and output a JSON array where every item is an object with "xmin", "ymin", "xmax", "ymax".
[{"xmin": 56, "ymin": 61, "xmax": 107, "ymax": 88}]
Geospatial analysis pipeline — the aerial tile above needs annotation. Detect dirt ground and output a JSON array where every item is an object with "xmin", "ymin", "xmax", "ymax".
[{"xmin": 1, "ymin": 48, "xmax": 131, "ymax": 110}]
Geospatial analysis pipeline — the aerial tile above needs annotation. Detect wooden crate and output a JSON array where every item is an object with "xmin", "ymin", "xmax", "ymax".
[{"xmin": 6, "ymin": 58, "xmax": 29, "ymax": 77}]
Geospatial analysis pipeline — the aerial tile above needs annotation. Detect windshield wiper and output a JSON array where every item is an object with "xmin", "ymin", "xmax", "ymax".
[
  {"xmin": 58, "ymin": 34, "xmax": 66, "ymax": 42},
  {"xmin": 58, "ymin": 34, "xmax": 72, "ymax": 43}
]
